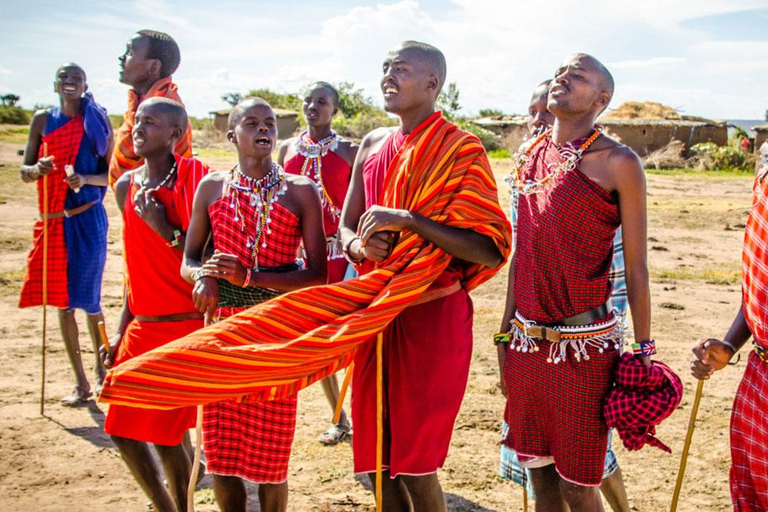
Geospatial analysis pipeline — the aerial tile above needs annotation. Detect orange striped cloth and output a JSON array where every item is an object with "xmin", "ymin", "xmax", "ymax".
[
  {"xmin": 109, "ymin": 77, "xmax": 193, "ymax": 186},
  {"xmin": 99, "ymin": 113, "xmax": 512, "ymax": 410},
  {"xmin": 743, "ymin": 174, "xmax": 768, "ymax": 345}
]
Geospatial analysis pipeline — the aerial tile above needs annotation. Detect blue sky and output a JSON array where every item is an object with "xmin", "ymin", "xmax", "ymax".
[{"xmin": 1, "ymin": 0, "xmax": 767, "ymax": 120}]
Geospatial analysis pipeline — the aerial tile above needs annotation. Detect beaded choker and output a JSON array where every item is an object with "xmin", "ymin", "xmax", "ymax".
[
  {"xmin": 228, "ymin": 163, "xmax": 287, "ymax": 265},
  {"xmin": 140, "ymin": 160, "xmax": 178, "ymax": 190},
  {"xmin": 295, "ymin": 130, "xmax": 341, "ymax": 219},
  {"xmin": 506, "ymin": 128, "xmax": 602, "ymax": 196}
]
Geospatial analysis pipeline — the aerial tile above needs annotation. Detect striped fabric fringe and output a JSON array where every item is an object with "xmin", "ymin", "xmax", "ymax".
[
  {"xmin": 510, "ymin": 310, "xmax": 625, "ymax": 364},
  {"xmin": 99, "ymin": 113, "xmax": 512, "ymax": 410}
]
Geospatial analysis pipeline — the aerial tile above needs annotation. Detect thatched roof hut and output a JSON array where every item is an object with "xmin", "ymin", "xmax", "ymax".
[{"xmin": 209, "ymin": 108, "xmax": 301, "ymax": 139}]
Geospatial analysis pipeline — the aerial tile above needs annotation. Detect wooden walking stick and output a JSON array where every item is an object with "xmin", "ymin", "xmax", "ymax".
[
  {"xmin": 375, "ymin": 332, "xmax": 384, "ymax": 512},
  {"xmin": 670, "ymin": 379, "xmax": 705, "ymax": 512},
  {"xmin": 40, "ymin": 142, "xmax": 49, "ymax": 416},
  {"xmin": 333, "ymin": 361, "xmax": 354, "ymax": 425},
  {"xmin": 523, "ymin": 487, "xmax": 528, "ymax": 512},
  {"xmin": 97, "ymin": 321, "xmax": 110, "ymax": 352},
  {"xmin": 187, "ymin": 405, "xmax": 204, "ymax": 512}
]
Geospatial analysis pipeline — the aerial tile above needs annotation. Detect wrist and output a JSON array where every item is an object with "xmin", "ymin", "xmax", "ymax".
[
  {"xmin": 721, "ymin": 339, "xmax": 738, "ymax": 356},
  {"xmin": 344, "ymin": 236, "xmax": 365, "ymax": 264}
]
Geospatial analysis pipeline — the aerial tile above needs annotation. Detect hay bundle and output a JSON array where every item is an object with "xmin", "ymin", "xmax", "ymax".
[
  {"xmin": 643, "ymin": 140, "xmax": 686, "ymax": 170},
  {"xmin": 603, "ymin": 101, "xmax": 682, "ymax": 121}
]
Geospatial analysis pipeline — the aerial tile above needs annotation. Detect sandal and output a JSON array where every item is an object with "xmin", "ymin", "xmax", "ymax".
[
  {"xmin": 318, "ymin": 423, "xmax": 350, "ymax": 446},
  {"xmin": 61, "ymin": 386, "xmax": 93, "ymax": 407}
]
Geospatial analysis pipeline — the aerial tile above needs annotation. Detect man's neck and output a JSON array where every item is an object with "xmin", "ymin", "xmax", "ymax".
[
  {"xmin": 144, "ymin": 152, "xmax": 176, "ymax": 183},
  {"xmin": 398, "ymin": 104, "xmax": 436, "ymax": 135},
  {"xmin": 59, "ymin": 97, "xmax": 82, "ymax": 118},
  {"xmin": 131, "ymin": 76, "xmax": 161, "ymax": 99},
  {"xmin": 551, "ymin": 113, "xmax": 598, "ymax": 146},
  {"xmin": 238, "ymin": 154, "xmax": 273, "ymax": 179},
  {"xmin": 308, "ymin": 124, "xmax": 333, "ymax": 141}
]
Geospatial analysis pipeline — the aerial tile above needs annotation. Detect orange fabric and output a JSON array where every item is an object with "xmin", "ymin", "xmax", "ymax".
[
  {"xmin": 19, "ymin": 116, "xmax": 85, "ymax": 309},
  {"xmin": 99, "ymin": 113, "xmax": 512, "ymax": 410},
  {"xmin": 743, "ymin": 175, "xmax": 768, "ymax": 345},
  {"xmin": 109, "ymin": 77, "xmax": 193, "ymax": 186},
  {"xmin": 123, "ymin": 156, "xmax": 208, "ymax": 316}
]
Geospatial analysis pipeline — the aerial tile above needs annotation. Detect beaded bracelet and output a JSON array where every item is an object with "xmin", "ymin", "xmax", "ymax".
[
  {"xmin": 493, "ymin": 333, "xmax": 511, "ymax": 345},
  {"xmin": 343, "ymin": 236, "xmax": 365, "ymax": 265},
  {"xmin": 242, "ymin": 268, "xmax": 253, "ymax": 288},
  {"xmin": 192, "ymin": 269, "xmax": 212, "ymax": 281},
  {"xmin": 631, "ymin": 339, "xmax": 657, "ymax": 357},
  {"xmin": 166, "ymin": 229, "xmax": 182, "ymax": 248}
]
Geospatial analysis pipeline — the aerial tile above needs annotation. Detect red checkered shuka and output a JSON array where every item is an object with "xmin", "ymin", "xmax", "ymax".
[
  {"xmin": 203, "ymin": 176, "xmax": 301, "ymax": 483},
  {"xmin": 603, "ymin": 353, "xmax": 682, "ymax": 453},
  {"xmin": 743, "ymin": 176, "xmax": 768, "ymax": 346},
  {"xmin": 19, "ymin": 115, "xmax": 85, "ymax": 309},
  {"xmin": 514, "ymin": 136, "xmax": 620, "ymax": 323},
  {"xmin": 730, "ymin": 351, "xmax": 768, "ymax": 511}
]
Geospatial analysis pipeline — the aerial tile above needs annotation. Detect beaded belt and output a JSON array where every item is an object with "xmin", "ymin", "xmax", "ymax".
[
  {"xmin": 754, "ymin": 343, "xmax": 768, "ymax": 363},
  {"xmin": 217, "ymin": 262, "xmax": 301, "ymax": 308}
]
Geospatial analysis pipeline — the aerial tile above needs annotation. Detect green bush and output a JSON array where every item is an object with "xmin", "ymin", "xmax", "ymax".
[
  {"xmin": 0, "ymin": 106, "xmax": 30, "ymax": 125},
  {"xmin": 478, "ymin": 108, "xmax": 504, "ymax": 118},
  {"xmin": 487, "ymin": 148, "xmax": 511, "ymax": 159},
  {"xmin": 689, "ymin": 142, "xmax": 747, "ymax": 170},
  {"xmin": 332, "ymin": 111, "xmax": 398, "ymax": 140},
  {"xmin": 457, "ymin": 120, "xmax": 502, "ymax": 152}
]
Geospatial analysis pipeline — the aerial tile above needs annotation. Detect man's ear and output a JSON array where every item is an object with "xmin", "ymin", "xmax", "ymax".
[
  {"xmin": 148, "ymin": 59, "xmax": 162, "ymax": 78},
  {"xmin": 427, "ymin": 74, "xmax": 439, "ymax": 91},
  {"xmin": 172, "ymin": 125, "xmax": 184, "ymax": 142},
  {"xmin": 596, "ymin": 91, "xmax": 611, "ymax": 110},
  {"xmin": 53, "ymin": 81, "xmax": 57, "ymax": 93},
  {"xmin": 83, "ymin": 83, "xmax": 89, "ymax": 94},
  {"xmin": 227, "ymin": 130, "xmax": 236, "ymax": 144}
]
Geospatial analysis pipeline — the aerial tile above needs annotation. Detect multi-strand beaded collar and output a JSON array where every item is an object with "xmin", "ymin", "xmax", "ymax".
[
  {"xmin": 228, "ymin": 163, "xmax": 287, "ymax": 264},
  {"xmin": 295, "ymin": 130, "xmax": 341, "ymax": 219},
  {"xmin": 505, "ymin": 128, "xmax": 602, "ymax": 196}
]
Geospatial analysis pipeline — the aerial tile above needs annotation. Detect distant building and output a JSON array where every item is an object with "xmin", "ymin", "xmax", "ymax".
[
  {"xmin": 209, "ymin": 108, "xmax": 301, "ymax": 140},
  {"xmin": 755, "ymin": 124, "xmax": 768, "ymax": 152}
]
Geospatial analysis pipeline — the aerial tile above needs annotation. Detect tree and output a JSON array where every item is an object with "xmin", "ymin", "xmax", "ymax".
[
  {"xmin": 437, "ymin": 82, "xmax": 461, "ymax": 120},
  {"xmin": 221, "ymin": 92, "xmax": 242, "ymax": 107},
  {"xmin": 1, "ymin": 94, "xmax": 20, "ymax": 107}
]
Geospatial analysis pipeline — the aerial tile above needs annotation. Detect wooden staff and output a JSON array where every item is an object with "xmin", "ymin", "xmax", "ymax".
[
  {"xmin": 375, "ymin": 332, "xmax": 384, "ymax": 512},
  {"xmin": 97, "ymin": 321, "xmax": 110, "ymax": 352},
  {"xmin": 523, "ymin": 487, "xmax": 528, "ymax": 512},
  {"xmin": 670, "ymin": 379, "xmax": 705, "ymax": 512},
  {"xmin": 40, "ymin": 142, "xmax": 49, "ymax": 416},
  {"xmin": 332, "ymin": 361, "xmax": 354, "ymax": 425},
  {"xmin": 187, "ymin": 405, "xmax": 204, "ymax": 512}
]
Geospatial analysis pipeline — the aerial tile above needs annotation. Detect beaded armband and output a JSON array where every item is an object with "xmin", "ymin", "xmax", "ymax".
[
  {"xmin": 493, "ymin": 333, "xmax": 511, "ymax": 345},
  {"xmin": 631, "ymin": 339, "xmax": 657, "ymax": 357},
  {"xmin": 242, "ymin": 268, "xmax": 253, "ymax": 288}
]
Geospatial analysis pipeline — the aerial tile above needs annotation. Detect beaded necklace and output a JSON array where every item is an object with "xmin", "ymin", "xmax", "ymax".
[
  {"xmin": 295, "ymin": 130, "xmax": 340, "ymax": 219},
  {"xmin": 228, "ymin": 162, "xmax": 287, "ymax": 264},
  {"xmin": 505, "ymin": 127, "xmax": 602, "ymax": 196},
  {"xmin": 140, "ymin": 160, "xmax": 178, "ymax": 190}
]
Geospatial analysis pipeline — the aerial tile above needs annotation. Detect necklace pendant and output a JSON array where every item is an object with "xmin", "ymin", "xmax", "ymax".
[
  {"xmin": 249, "ymin": 194, "xmax": 257, "ymax": 206},
  {"xmin": 246, "ymin": 241, "xmax": 253, "ymax": 248}
]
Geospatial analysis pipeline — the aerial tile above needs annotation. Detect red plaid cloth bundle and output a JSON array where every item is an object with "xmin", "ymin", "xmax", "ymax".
[{"xmin": 603, "ymin": 352, "xmax": 682, "ymax": 453}]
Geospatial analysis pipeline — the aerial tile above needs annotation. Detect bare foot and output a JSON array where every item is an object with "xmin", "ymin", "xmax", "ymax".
[{"xmin": 60, "ymin": 386, "xmax": 92, "ymax": 407}]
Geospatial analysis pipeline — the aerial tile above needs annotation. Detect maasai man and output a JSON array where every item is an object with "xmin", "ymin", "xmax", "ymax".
[
  {"xmin": 19, "ymin": 63, "xmax": 112, "ymax": 406},
  {"xmin": 110, "ymin": 29, "xmax": 192, "ymax": 186},
  {"xmin": 182, "ymin": 97, "xmax": 326, "ymax": 512},
  {"xmin": 690, "ymin": 155, "xmax": 768, "ymax": 510},
  {"xmin": 278, "ymin": 81, "xmax": 359, "ymax": 446},
  {"xmin": 500, "ymin": 79, "xmax": 629, "ymax": 512},
  {"xmin": 339, "ymin": 41, "xmax": 507, "ymax": 511},
  {"xmin": 497, "ymin": 54, "xmax": 651, "ymax": 512},
  {"xmin": 104, "ymin": 97, "xmax": 208, "ymax": 512}
]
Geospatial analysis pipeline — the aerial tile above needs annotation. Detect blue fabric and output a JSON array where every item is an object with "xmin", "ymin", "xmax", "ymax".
[
  {"xmin": 80, "ymin": 92, "xmax": 111, "ymax": 158},
  {"xmin": 45, "ymin": 108, "xmax": 108, "ymax": 314}
]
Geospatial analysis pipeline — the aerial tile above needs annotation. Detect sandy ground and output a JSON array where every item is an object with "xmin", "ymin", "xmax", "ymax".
[{"xmin": 0, "ymin": 138, "xmax": 754, "ymax": 511}]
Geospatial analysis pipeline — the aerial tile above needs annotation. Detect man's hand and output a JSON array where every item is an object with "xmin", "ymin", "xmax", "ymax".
[
  {"xmin": 100, "ymin": 333, "xmax": 122, "ymax": 369},
  {"xmin": 691, "ymin": 338, "xmax": 735, "ymax": 380},
  {"xmin": 358, "ymin": 206, "xmax": 412, "ymax": 246},
  {"xmin": 133, "ymin": 188, "xmax": 169, "ymax": 234},
  {"xmin": 36, "ymin": 156, "xmax": 55, "ymax": 176},
  {"xmin": 202, "ymin": 251, "xmax": 247, "ymax": 286},
  {"xmin": 355, "ymin": 232, "xmax": 396, "ymax": 263},
  {"xmin": 193, "ymin": 276, "xmax": 220, "ymax": 325},
  {"xmin": 65, "ymin": 172, "xmax": 87, "ymax": 191}
]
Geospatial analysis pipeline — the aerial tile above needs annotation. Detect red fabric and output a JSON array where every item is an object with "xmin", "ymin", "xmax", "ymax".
[
  {"xmin": 503, "ymin": 341, "xmax": 619, "ymax": 486},
  {"xmin": 514, "ymin": 137, "xmax": 620, "ymax": 323},
  {"xmin": 109, "ymin": 77, "xmax": 193, "ymax": 186},
  {"xmin": 104, "ymin": 318, "xmax": 200, "ymax": 445},
  {"xmin": 730, "ymin": 351, "xmax": 768, "ymax": 511},
  {"xmin": 603, "ymin": 352, "xmax": 683, "ymax": 453},
  {"xmin": 743, "ymin": 176, "xmax": 768, "ymax": 346},
  {"xmin": 203, "ymin": 179, "xmax": 301, "ymax": 482},
  {"xmin": 285, "ymin": 148, "xmax": 351, "ymax": 237},
  {"xmin": 124, "ymin": 156, "xmax": 208, "ymax": 317},
  {"xmin": 352, "ymin": 289, "xmax": 473, "ymax": 476},
  {"xmin": 19, "ymin": 116, "xmax": 85, "ymax": 309}
]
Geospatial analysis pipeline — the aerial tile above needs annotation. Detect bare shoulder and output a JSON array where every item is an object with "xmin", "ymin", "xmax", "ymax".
[
  {"xmin": 597, "ymin": 136, "xmax": 645, "ymax": 188},
  {"xmin": 114, "ymin": 169, "xmax": 137, "ymax": 212},
  {"xmin": 335, "ymin": 138, "xmax": 360, "ymax": 167},
  {"xmin": 195, "ymin": 169, "xmax": 228, "ymax": 203},
  {"xmin": 29, "ymin": 109, "xmax": 49, "ymax": 134},
  {"xmin": 277, "ymin": 137, "xmax": 297, "ymax": 166},
  {"xmin": 357, "ymin": 126, "xmax": 398, "ymax": 161},
  {"xmin": 285, "ymin": 172, "xmax": 315, "ymax": 192}
]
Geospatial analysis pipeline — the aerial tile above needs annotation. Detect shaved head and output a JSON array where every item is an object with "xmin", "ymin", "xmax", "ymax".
[
  {"xmin": 532, "ymin": 79, "xmax": 551, "ymax": 101},
  {"xmin": 570, "ymin": 53, "xmax": 614, "ymax": 99},
  {"xmin": 396, "ymin": 40, "xmax": 447, "ymax": 93},
  {"xmin": 228, "ymin": 97, "xmax": 273, "ymax": 130},
  {"xmin": 138, "ymin": 97, "xmax": 188, "ymax": 131},
  {"xmin": 56, "ymin": 62, "xmax": 86, "ymax": 80},
  {"xmin": 306, "ymin": 81, "xmax": 339, "ymax": 108}
]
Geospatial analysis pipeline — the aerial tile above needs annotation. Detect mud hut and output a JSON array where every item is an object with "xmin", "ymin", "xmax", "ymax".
[
  {"xmin": 209, "ymin": 108, "xmax": 301, "ymax": 139},
  {"xmin": 755, "ymin": 124, "xmax": 768, "ymax": 152}
]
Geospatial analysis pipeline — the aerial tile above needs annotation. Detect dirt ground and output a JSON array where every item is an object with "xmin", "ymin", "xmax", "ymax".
[{"xmin": 0, "ymin": 137, "xmax": 754, "ymax": 511}]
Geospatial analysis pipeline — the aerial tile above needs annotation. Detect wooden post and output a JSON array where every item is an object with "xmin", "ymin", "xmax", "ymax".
[
  {"xmin": 670, "ymin": 379, "xmax": 705, "ymax": 512},
  {"xmin": 332, "ymin": 362, "xmax": 354, "ymax": 424},
  {"xmin": 40, "ymin": 142, "xmax": 49, "ymax": 416}
]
